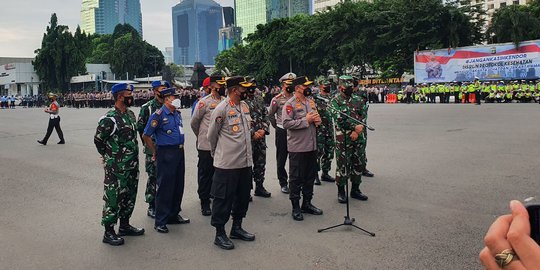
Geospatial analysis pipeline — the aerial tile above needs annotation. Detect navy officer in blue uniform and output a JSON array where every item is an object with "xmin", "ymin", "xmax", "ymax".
[{"xmin": 142, "ymin": 87, "xmax": 190, "ymax": 233}]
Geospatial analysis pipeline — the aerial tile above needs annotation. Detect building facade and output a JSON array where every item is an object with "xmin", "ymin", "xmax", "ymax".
[
  {"xmin": 80, "ymin": 0, "xmax": 143, "ymax": 36},
  {"xmin": 172, "ymin": 0, "xmax": 223, "ymax": 65},
  {"xmin": 218, "ymin": 26, "xmax": 242, "ymax": 53},
  {"xmin": 313, "ymin": 0, "xmax": 342, "ymax": 13},
  {"xmin": 235, "ymin": 0, "xmax": 311, "ymax": 40},
  {"xmin": 0, "ymin": 59, "xmax": 40, "ymax": 97}
]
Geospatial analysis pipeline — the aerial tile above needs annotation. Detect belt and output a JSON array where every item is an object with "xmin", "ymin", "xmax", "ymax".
[{"xmin": 158, "ymin": 144, "xmax": 184, "ymax": 149}]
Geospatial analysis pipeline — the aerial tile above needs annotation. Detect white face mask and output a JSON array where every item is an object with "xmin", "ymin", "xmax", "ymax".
[{"xmin": 171, "ymin": 98, "xmax": 181, "ymax": 110}]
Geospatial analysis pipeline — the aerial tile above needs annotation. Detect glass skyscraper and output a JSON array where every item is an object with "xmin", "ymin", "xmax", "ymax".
[
  {"xmin": 235, "ymin": 0, "xmax": 311, "ymax": 40},
  {"xmin": 172, "ymin": 0, "xmax": 223, "ymax": 65},
  {"xmin": 80, "ymin": 0, "xmax": 143, "ymax": 36}
]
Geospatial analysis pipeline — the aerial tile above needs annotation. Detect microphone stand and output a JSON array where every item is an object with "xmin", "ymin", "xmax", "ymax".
[{"xmin": 316, "ymin": 95, "xmax": 375, "ymax": 237}]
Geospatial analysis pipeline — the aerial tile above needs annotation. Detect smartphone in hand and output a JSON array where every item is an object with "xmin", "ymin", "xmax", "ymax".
[{"xmin": 526, "ymin": 203, "xmax": 540, "ymax": 244}]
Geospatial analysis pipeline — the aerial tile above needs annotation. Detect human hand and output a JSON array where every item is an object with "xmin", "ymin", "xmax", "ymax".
[
  {"xmin": 306, "ymin": 112, "xmax": 316, "ymax": 123},
  {"xmin": 350, "ymin": 131, "xmax": 358, "ymax": 141},
  {"xmin": 479, "ymin": 200, "xmax": 540, "ymax": 269}
]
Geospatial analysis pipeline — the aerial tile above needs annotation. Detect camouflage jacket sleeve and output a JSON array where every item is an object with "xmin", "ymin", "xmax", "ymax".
[
  {"xmin": 94, "ymin": 117, "xmax": 114, "ymax": 156},
  {"xmin": 331, "ymin": 98, "xmax": 356, "ymax": 132},
  {"xmin": 137, "ymin": 105, "xmax": 150, "ymax": 137}
]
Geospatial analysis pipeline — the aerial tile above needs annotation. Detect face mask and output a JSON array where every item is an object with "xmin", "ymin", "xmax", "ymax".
[
  {"xmin": 171, "ymin": 99, "xmax": 181, "ymax": 110},
  {"xmin": 218, "ymin": 87, "xmax": 226, "ymax": 97},
  {"xmin": 123, "ymin": 96, "xmax": 134, "ymax": 107},
  {"xmin": 344, "ymin": 87, "xmax": 353, "ymax": 97},
  {"xmin": 239, "ymin": 90, "xmax": 248, "ymax": 101},
  {"xmin": 286, "ymin": 86, "xmax": 294, "ymax": 93},
  {"xmin": 303, "ymin": 87, "xmax": 312, "ymax": 97}
]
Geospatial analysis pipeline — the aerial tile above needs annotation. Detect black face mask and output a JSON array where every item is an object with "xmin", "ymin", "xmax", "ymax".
[
  {"xmin": 285, "ymin": 86, "xmax": 294, "ymax": 93},
  {"xmin": 218, "ymin": 87, "xmax": 226, "ymax": 97},
  {"xmin": 344, "ymin": 87, "xmax": 353, "ymax": 97},
  {"xmin": 123, "ymin": 96, "xmax": 134, "ymax": 107},
  {"xmin": 303, "ymin": 87, "xmax": 313, "ymax": 97},
  {"xmin": 239, "ymin": 91, "xmax": 248, "ymax": 101}
]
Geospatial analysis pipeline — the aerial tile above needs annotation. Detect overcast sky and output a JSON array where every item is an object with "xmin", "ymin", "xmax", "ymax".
[{"xmin": 0, "ymin": 0, "xmax": 235, "ymax": 58}]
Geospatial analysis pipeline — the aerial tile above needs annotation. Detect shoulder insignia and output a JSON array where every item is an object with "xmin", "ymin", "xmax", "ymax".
[
  {"xmin": 241, "ymin": 103, "xmax": 250, "ymax": 113},
  {"xmin": 275, "ymin": 93, "xmax": 283, "ymax": 98},
  {"xmin": 198, "ymin": 101, "xmax": 205, "ymax": 109},
  {"xmin": 210, "ymin": 102, "xmax": 217, "ymax": 108},
  {"xmin": 286, "ymin": 105, "xmax": 293, "ymax": 115},
  {"xmin": 155, "ymin": 109, "xmax": 162, "ymax": 115}
]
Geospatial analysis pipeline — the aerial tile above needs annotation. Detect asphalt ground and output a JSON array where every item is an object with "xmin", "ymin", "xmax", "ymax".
[{"xmin": 1, "ymin": 103, "xmax": 539, "ymax": 270}]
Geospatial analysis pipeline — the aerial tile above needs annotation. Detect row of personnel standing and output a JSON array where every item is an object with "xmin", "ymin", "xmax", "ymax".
[{"xmin": 93, "ymin": 73, "xmax": 374, "ymax": 250}]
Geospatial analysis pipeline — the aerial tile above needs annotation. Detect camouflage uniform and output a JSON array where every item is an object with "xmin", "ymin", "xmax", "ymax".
[
  {"xmin": 314, "ymin": 92, "xmax": 335, "ymax": 175},
  {"xmin": 94, "ymin": 108, "xmax": 139, "ymax": 226},
  {"xmin": 331, "ymin": 93, "xmax": 366, "ymax": 187},
  {"xmin": 245, "ymin": 93, "xmax": 270, "ymax": 186},
  {"xmin": 137, "ymin": 98, "xmax": 161, "ymax": 206},
  {"xmin": 356, "ymin": 90, "xmax": 369, "ymax": 170}
]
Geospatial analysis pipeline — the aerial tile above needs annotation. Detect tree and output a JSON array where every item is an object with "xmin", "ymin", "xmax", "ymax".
[
  {"xmin": 162, "ymin": 63, "xmax": 185, "ymax": 83},
  {"xmin": 109, "ymin": 32, "xmax": 145, "ymax": 79},
  {"xmin": 141, "ymin": 43, "xmax": 165, "ymax": 77},
  {"xmin": 487, "ymin": 4, "xmax": 540, "ymax": 48},
  {"xmin": 33, "ymin": 14, "xmax": 89, "ymax": 92}
]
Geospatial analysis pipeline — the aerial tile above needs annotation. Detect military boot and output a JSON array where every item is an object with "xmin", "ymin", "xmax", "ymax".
[
  {"xmin": 214, "ymin": 226, "xmax": 234, "ymax": 250},
  {"xmin": 350, "ymin": 183, "xmax": 368, "ymax": 201},
  {"xmin": 337, "ymin": 185, "xmax": 347, "ymax": 204},
  {"xmin": 230, "ymin": 219, "xmax": 255, "ymax": 241},
  {"xmin": 362, "ymin": 169, "xmax": 374, "ymax": 177},
  {"xmin": 118, "ymin": 218, "xmax": 145, "ymax": 236},
  {"xmin": 254, "ymin": 183, "xmax": 271, "ymax": 198},
  {"xmin": 301, "ymin": 200, "xmax": 323, "ymax": 215},
  {"xmin": 291, "ymin": 200, "xmax": 303, "ymax": 221},
  {"xmin": 201, "ymin": 199, "xmax": 212, "ymax": 216},
  {"xmin": 314, "ymin": 174, "xmax": 321, "ymax": 185},
  {"xmin": 147, "ymin": 202, "xmax": 156, "ymax": 219},
  {"xmin": 321, "ymin": 172, "xmax": 335, "ymax": 182},
  {"xmin": 103, "ymin": 225, "xmax": 124, "ymax": 246}
]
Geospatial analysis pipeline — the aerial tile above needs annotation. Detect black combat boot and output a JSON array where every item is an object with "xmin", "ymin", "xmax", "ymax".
[
  {"xmin": 103, "ymin": 225, "xmax": 124, "ymax": 246},
  {"xmin": 201, "ymin": 199, "xmax": 212, "ymax": 216},
  {"xmin": 281, "ymin": 185, "xmax": 290, "ymax": 194},
  {"xmin": 301, "ymin": 200, "xmax": 323, "ymax": 215},
  {"xmin": 147, "ymin": 202, "xmax": 156, "ymax": 219},
  {"xmin": 254, "ymin": 183, "xmax": 271, "ymax": 198},
  {"xmin": 37, "ymin": 140, "xmax": 46, "ymax": 145},
  {"xmin": 362, "ymin": 169, "xmax": 374, "ymax": 177},
  {"xmin": 214, "ymin": 226, "xmax": 234, "ymax": 250},
  {"xmin": 321, "ymin": 172, "xmax": 335, "ymax": 182},
  {"xmin": 350, "ymin": 183, "xmax": 368, "ymax": 201},
  {"xmin": 337, "ymin": 185, "xmax": 347, "ymax": 204},
  {"xmin": 118, "ymin": 218, "xmax": 145, "ymax": 236},
  {"xmin": 230, "ymin": 219, "xmax": 255, "ymax": 241},
  {"xmin": 314, "ymin": 174, "xmax": 321, "ymax": 185},
  {"xmin": 291, "ymin": 200, "xmax": 304, "ymax": 221}
]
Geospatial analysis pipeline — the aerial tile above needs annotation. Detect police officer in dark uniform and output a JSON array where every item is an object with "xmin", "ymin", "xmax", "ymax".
[
  {"xmin": 143, "ymin": 88, "xmax": 189, "ymax": 234},
  {"xmin": 282, "ymin": 76, "xmax": 323, "ymax": 221},
  {"xmin": 207, "ymin": 76, "xmax": 256, "ymax": 250}
]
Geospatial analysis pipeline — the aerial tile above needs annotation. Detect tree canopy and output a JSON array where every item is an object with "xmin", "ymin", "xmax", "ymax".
[{"xmin": 488, "ymin": 0, "xmax": 540, "ymax": 48}]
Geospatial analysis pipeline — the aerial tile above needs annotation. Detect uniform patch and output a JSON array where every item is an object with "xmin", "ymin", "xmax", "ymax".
[
  {"xmin": 210, "ymin": 103, "xmax": 217, "ymax": 108},
  {"xmin": 228, "ymin": 110, "xmax": 236, "ymax": 116},
  {"xmin": 232, "ymin": 125, "xmax": 240, "ymax": 133},
  {"xmin": 286, "ymin": 105, "xmax": 293, "ymax": 115},
  {"xmin": 272, "ymin": 100, "xmax": 277, "ymax": 106},
  {"xmin": 234, "ymin": 118, "xmax": 241, "ymax": 124},
  {"xmin": 198, "ymin": 101, "xmax": 205, "ymax": 109},
  {"xmin": 151, "ymin": 120, "xmax": 158, "ymax": 127},
  {"xmin": 295, "ymin": 103, "xmax": 302, "ymax": 109}
]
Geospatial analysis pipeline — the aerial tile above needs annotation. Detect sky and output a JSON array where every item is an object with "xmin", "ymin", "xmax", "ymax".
[{"xmin": 0, "ymin": 0, "xmax": 235, "ymax": 58}]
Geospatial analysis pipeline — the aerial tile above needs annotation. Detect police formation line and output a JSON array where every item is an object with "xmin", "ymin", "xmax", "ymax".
[
  {"xmin": 91, "ymin": 74, "xmax": 374, "ymax": 250},
  {"xmin": 394, "ymin": 79, "xmax": 540, "ymax": 104}
]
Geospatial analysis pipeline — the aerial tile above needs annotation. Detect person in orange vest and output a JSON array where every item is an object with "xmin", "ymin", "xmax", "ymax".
[{"xmin": 38, "ymin": 93, "xmax": 65, "ymax": 145}]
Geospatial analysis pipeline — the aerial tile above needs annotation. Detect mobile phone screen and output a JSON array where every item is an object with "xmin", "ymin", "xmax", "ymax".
[{"xmin": 527, "ymin": 204, "xmax": 540, "ymax": 245}]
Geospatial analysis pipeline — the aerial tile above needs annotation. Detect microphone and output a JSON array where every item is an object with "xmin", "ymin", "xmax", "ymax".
[{"xmin": 314, "ymin": 95, "xmax": 330, "ymax": 103}]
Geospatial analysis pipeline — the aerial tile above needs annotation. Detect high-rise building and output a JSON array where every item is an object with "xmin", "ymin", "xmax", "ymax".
[
  {"xmin": 467, "ymin": 0, "xmax": 530, "ymax": 21},
  {"xmin": 313, "ymin": 0, "xmax": 342, "ymax": 13},
  {"xmin": 172, "ymin": 0, "xmax": 223, "ymax": 65},
  {"xmin": 222, "ymin": 6, "xmax": 235, "ymax": 27},
  {"xmin": 235, "ymin": 0, "xmax": 311, "ymax": 40},
  {"xmin": 218, "ymin": 26, "xmax": 242, "ymax": 53},
  {"xmin": 80, "ymin": 0, "xmax": 143, "ymax": 36}
]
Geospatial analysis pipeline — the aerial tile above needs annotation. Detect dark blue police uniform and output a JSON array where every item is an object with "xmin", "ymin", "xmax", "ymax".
[{"xmin": 144, "ymin": 97, "xmax": 187, "ymax": 228}]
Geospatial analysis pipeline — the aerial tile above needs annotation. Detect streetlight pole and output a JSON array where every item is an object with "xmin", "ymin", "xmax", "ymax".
[{"xmin": 288, "ymin": 0, "xmax": 292, "ymax": 72}]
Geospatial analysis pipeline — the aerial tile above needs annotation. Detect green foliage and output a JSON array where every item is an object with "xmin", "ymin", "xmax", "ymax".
[
  {"xmin": 162, "ymin": 63, "xmax": 185, "ymax": 82},
  {"xmin": 488, "ymin": 2, "xmax": 540, "ymax": 48},
  {"xmin": 33, "ymin": 14, "xmax": 90, "ymax": 91},
  {"xmin": 215, "ymin": 0, "xmax": 484, "ymax": 81}
]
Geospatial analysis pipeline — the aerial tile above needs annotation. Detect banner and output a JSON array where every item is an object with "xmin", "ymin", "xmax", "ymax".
[{"xmin": 414, "ymin": 40, "xmax": 540, "ymax": 83}]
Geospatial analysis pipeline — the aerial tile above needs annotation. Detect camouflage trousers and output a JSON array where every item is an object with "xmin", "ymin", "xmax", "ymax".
[
  {"xmin": 316, "ymin": 126, "xmax": 334, "ymax": 173},
  {"xmin": 335, "ymin": 132, "xmax": 366, "ymax": 187},
  {"xmin": 101, "ymin": 167, "xmax": 139, "ymax": 226},
  {"xmin": 144, "ymin": 154, "xmax": 157, "ymax": 206},
  {"xmin": 252, "ymin": 140, "xmax": 266, "ymax": 185}
]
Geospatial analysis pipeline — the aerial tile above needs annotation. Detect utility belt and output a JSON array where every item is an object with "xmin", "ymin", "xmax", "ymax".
[{"xmin": 49, "ymin": 114, "xmax": 59, "ymax": 119}]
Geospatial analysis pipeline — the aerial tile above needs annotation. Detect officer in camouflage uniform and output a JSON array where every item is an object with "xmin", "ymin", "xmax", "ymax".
[
  {"xmin": 245, "ymin": 82, "xmax": 271, "ymax": 198},
  {"xmin": 137, "ymin": 80, "xmax": 169, "ymax": 218},
  {"xmin": 331, "ymin": 76, "xmax": 369, "ymax": 204},
  {"xmin": 94, "ymin": 83, "xmax": 144, "ymax": 246},
  {"xmin": 355, "ymin": 80, "xmax": 374, "ymax": 178},
  {"xmin": 314, "ymin": 80, "xmax": 335, "ymax": 185}
]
